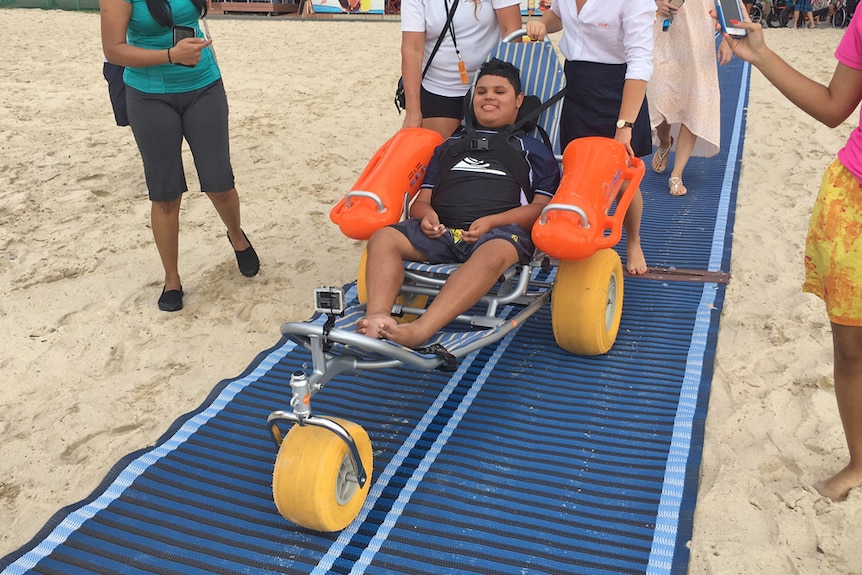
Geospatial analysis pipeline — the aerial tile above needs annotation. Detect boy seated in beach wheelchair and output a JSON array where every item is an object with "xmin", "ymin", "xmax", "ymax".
[
  {"xmin": 268, "ymin": 50, "xmax": 645, "ymax": 534},
  {"xmin": 357, "ymin": 58, "xmax": 559, "ymax": 349},
  {"xmin": 324, "ymin": 50, "xmax": 646, "ymax": 362}
]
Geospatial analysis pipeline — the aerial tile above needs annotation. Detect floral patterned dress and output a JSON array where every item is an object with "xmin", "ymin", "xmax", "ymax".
[{"xmin": 647, "ymin": 0, "xmax": 721, "ymax": 158}]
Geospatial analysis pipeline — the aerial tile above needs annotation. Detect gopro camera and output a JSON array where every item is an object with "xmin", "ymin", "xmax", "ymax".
[{"xmin": 314, "ymin": 287, "xmax": 345, "ymax": 316}]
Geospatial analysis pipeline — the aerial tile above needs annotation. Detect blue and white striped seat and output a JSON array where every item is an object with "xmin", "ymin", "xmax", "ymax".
[{"xmin": 490, "ymin": 31, "xmax": 566, "ymax": 156}]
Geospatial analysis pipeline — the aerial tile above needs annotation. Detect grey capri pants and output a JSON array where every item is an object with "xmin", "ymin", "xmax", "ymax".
[{"xmin": 126, "ymin": 78, "xmax": 235, "ymax": 202}]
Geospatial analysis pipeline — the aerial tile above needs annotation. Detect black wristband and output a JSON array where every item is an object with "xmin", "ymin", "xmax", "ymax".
[{"xmin": 167, "ymin": 48, "xmax": 173, "ymax": 65}]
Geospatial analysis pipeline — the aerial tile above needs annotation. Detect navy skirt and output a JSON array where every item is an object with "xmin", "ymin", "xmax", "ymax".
[{"xmin": 560, "ymin": 60, "xmax": 652, "ymax": 158}]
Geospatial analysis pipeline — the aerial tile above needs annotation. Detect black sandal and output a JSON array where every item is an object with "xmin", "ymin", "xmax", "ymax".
[
  {"xmin": 158, "ymin": 286, "xmax": 184, "ymax": 312},
  {"xmin": 228, "ymin": 230, "xmax": 260, "ymax": 277}
]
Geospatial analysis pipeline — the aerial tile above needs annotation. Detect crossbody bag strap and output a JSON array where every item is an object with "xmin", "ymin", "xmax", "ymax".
[{"xmin": 421, "ymin": 0, "xmax": 460, "ymax": 79}]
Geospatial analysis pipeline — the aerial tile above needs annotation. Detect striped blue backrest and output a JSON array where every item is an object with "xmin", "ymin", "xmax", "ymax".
[{"xmin": 489, "ymin": 39, "xmax": 566, "ymax": 155}]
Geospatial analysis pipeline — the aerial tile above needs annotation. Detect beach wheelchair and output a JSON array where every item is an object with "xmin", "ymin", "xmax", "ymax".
[
  {"xmin": 265, "ymin": 32, "xmax": 645, "ymax": 532},
  {"xmin": 832, "ymin": 0, "xmax": 857, "ymax": 26}
]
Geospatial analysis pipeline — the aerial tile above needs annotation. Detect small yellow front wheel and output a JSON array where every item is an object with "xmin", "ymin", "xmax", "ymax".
[
  {"xmin": 356, "ymin": 248, "xmax": 428, "ymax": 323},
  {"xmin": 272, "ymin": 418, "xmax": 372, "ymax": 532},
  {"xmin": 551, "ymin": 249, "xmax": 624, "ymax": 356}
]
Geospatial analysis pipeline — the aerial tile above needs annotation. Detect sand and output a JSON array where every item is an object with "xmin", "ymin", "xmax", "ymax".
[{"xmin": 0, "ymin": 9, "xmax": 859, "ymax": 573}]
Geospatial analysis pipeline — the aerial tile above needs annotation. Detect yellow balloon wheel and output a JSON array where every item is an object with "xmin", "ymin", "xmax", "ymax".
[
  {"xmin": 551, "ymin": 249, "xmax": 624, "ymax": 356},
  {"xmin": 272, "ymin": 418, "xmax": 372, "ymax": 532},
  {"xmin": 356, "ymin": 248, "xmax": 428, "ymax": 323}
]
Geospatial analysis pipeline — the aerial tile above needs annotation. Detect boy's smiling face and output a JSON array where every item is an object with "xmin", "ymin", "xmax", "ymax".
[{"xmin": 472, "ymin": 74, "xmax": 524, "ymax": 129}]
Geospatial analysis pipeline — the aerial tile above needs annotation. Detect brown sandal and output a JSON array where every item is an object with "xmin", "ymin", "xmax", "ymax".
[
  {"xmin": 669, "ymin": 177, "xmax": 688, "ymax": 197},
  {"xmin": 651, "ymin": 137, "xmax": 673, "ymax": 174}
]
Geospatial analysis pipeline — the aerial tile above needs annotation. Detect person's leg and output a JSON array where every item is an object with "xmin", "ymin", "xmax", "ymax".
[
  {"xmin": 126, "ymin": 86, "xmax": 188, "ymax": 305},
  {"xmin": 151, "ymin": 197, "xmax": 183, "ymax": 292},
  {"xmin": 206, "ymin": 188, "xmax": 249, "ymax": 251},
  {"xmin": 807, "ymin": 9, "xmax": 817, "ymax": 25},
  {"xmin": 359, "ymin": 226, "xmax": 428, "ymax": 338},
  {"xmin": 379, "ymin": 239, "xmax": 520, "ymax": 347},
  {"xmin": 815, "ymin": 322, "xmax": 862, "ymax": 501},
  {"xmin": 622, "ymin": 186, "xmax": 647, "ymax": 275},
  {"xmin": 652, "ymin": 121, "xmax": 672, "ymax": 173},
  {"xmin": 668, "ymin": 124, "xmax": 697, "ymax": 196},
  {"xmin": 184, "ymin": 80, "xmax": 256, "ymax": 271},
  {"xmin": 669, "ymin": 124, "xmax": 696, "ymax": 181}
]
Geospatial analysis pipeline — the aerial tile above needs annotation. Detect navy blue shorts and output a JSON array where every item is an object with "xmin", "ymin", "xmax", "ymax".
[
  {"xmin": 391, "ymin": 218, "xmax": 535, "ymax": 265},
  {"xmin": 126, "ymin": 79, "xmax": 235, "ymax": 202}
]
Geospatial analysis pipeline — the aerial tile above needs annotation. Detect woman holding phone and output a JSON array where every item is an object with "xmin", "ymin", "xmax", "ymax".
[
  {"xmin": 649, "ymin": 0, "xmax": 733, "ymax": 196},
  {"xmin": 101, "ymin": 0, "xmax": 259, "ymax": 312},
  {"xmin": 525, "ymin": 0, "xmax": 655, "ymax": 275}
]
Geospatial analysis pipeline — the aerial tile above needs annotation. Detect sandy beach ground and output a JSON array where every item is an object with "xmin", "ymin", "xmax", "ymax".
[{"xmin": 0, "ymin": 9, "xmax": 860, "ymax": 573}]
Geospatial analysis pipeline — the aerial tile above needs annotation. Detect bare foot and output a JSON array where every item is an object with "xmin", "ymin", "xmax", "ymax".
[
  {"xmin": 378, "ymin": 321, "xmax": 433, "ymax": 348},
  {"xmin": 357, "ymin": 313, "xmax": 398, "ymax": 339},
  {"xmin": 814, "ymin": 464, "xmax": 862, "ymax": 502},
  {"xmin": 625, "ymin": 238, "xmax": 648, "ymax": 275}
]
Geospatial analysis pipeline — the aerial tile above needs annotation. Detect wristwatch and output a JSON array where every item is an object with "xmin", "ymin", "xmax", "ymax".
[{"xmin": 616, "ymin": 119, "xmax": 634, "ymax": 129}]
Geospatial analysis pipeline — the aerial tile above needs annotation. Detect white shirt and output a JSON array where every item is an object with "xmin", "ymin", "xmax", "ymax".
[
  {"xmin": 551, "ymin": 0, "xmax": 655, "ymax": 81},
  {"xmin": 401, "ymin": 0, "xmax": 521, "ymax": 97}
]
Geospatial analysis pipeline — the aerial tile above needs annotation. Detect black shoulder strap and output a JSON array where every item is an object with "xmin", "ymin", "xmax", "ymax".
[
  {"xmin": 436, "ymin": 85, "xmax": 566, "ymax": 198},
  {"xmin": 506, "ymin": 86, "xmax": 566, "ymax": 146},
  {"xmin": 422, "ymin": 0, "xmax": 459, "ymax": 79},
  {"xmin": 462, "ymin": 83, "xmax": 565, "ymax": 147}
]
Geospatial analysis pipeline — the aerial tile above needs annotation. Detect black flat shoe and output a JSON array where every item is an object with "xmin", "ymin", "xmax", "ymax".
[
  {"xmin": 228, "ymin": 230, "xmax": 259, "ymax": 277},
  {"xmin": 158, "ymin": 286, "xmax": 184, "ymax": 312}
]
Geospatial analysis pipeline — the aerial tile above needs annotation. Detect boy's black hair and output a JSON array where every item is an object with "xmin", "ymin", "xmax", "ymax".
[{"xmin": 476, "ymin": 58, "xmax": 522, "ymax": 95}]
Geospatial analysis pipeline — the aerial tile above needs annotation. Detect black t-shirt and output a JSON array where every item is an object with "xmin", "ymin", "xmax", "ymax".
[
  {"xmin": 431, "ymin": 151, "xmax": 525, "ymax": 229},
  {"xmin": 423, "ymin": 130, "xmax": 559, "ymax": 229}
]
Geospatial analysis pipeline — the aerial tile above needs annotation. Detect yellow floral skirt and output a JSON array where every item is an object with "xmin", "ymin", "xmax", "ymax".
[{"xmin": 803, "ymin": 158, "xmax": 862, "ymax": 327}]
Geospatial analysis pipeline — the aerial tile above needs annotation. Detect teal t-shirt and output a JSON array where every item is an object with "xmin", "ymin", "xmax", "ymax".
[{"xmin": 122, "ymin": 0, "xmax": 220, "ymax": 94}]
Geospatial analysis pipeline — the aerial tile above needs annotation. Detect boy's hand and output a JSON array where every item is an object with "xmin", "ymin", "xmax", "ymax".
[
  {"xmin": 461, "ymin": 217, "xmax": 494, "ymax": 243},
  {"xmin": 420, "ymin": 212, "xmax": 445, "ymax": 238}
]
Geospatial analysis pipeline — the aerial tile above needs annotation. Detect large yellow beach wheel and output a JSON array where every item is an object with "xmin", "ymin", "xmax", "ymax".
[
  {"xmin": 356, "ymin": 248, "xmax": 428, "ymax": 322},
  {"xmin": 272, "ymin": 418, "xmax": 373, "ymax": 532},
  {"xmin": 551, "ymin": 248, "xmax": 624, "ymax": 356}
]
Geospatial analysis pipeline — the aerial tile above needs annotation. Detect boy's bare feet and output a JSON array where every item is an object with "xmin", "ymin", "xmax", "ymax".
[
  {"xmin": 357, "ymin": 313, "xmax": 398, "ymax": 339},
  {"xmin": 378, "ymin": 321, "xmax": 434, "ymax": 348},
  {"xmin": 626, "ymin": 238, "xmax": 648, "ymax": 275},
  {"xmin": 814, "ymin": 464, "xmax": 862, "ymax": 502}
]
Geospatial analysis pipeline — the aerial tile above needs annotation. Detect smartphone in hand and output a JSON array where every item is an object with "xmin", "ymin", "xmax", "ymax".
[
  {"xmin": 669, "ymin": 0, "xmax": 685, "ymax": 8},
  {"xmin": 172, "ymin": 25, "xmax": 196, "ymax": 45},
  {"xmin": 715, "ymin": 0, "xmax": 747, "ymax": 36},
  {"xmin": 171, "ymin": 25, "xmax": 196, "ymax": 67}
]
